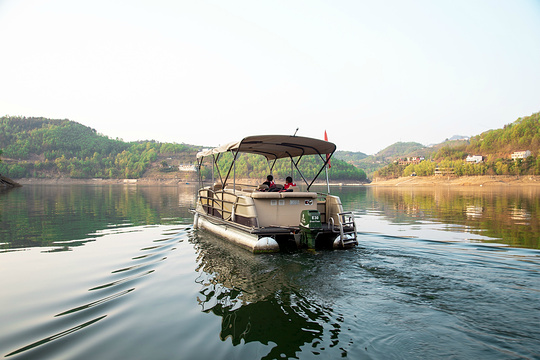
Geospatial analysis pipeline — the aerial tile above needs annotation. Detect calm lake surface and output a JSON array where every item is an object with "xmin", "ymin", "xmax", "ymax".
[{"xmin": 1, "ymin": 184, "xmax": 539, "ymax": 359}]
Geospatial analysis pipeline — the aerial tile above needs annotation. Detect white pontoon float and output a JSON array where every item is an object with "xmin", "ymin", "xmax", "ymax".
[{"xmin": 191, "ymin": 135, "xmax": 357, "ymax": 253}]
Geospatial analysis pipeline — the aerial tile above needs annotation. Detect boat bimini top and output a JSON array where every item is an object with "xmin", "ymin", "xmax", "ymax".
[{"xmin": 196, "ymin": 135, "xmax": 336, "ymax": 191}]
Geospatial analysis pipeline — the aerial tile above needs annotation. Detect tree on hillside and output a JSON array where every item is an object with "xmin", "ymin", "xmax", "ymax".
[
  {"xmin": 433, "ymin": 146, "xmax": 467, "ymax": 160},
  {"xmin": 0, "ymin": 116, "xmax": 365, "ymax": 181},
  {"xmin": 0, "ymin": 116, "xmax": 201, "ymax": 179},
  {"xmin": 373, "ymin": 112, "xmax": 540, "ymax": 179},
  {"xmin": 467, "ymin": 112, "xmax": 540, "ymax": 155}
]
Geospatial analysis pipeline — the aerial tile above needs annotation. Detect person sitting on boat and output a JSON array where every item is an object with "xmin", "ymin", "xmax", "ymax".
[
  {"xmin": 263, "ymin": 175, "xmax": 275, "ymax": 188},
  {"xmin": 258, "ymin": 175, "xmax": 276, "ymax": 191},
  {"xmin": 280, "ymin": 176, "xmax": 296, "ymax": 192}
]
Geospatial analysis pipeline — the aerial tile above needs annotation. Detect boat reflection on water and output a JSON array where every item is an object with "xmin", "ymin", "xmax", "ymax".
[{"xmin": 190, "ymin": 230, "xmax": 344, "ymax": 358}]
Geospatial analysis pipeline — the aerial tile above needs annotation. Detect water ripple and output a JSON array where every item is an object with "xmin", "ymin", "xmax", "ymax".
[
  {"xmin": 2, "ymin": 225, "xmax": 189, "ymax": 359},
  {"xmin": 54, "ymin": 289, "xmax": 135, "ymax": 317},
  {"xmin": 5, "ymin": 315, "xmax": 107, "ymax": 358},
  {"xmin": 88, "ymin": 270, "xmax": 156, "ymax": 291}
]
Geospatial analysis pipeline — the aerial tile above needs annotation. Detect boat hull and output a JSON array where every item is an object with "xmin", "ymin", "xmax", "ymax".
[{"xmin": 194, "ymin": 212, "xmax": 280, "ymax": 253}]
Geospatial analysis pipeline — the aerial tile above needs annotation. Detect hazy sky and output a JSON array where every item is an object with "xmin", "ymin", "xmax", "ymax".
[{"xmin": 1, "ymin": 0, "xmax": 539, "ymax": 154}]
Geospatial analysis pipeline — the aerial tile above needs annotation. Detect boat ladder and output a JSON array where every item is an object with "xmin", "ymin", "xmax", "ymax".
[{"xmin": 334, "ymin": 211, "xmax": 358, "ymax": 247}]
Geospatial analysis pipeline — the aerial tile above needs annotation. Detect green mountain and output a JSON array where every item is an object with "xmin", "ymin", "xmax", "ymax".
[
  {"xmin": 334, "ymin": 150, "xmax": 368, "ymax": 164},
  {"xmin": 5, "ymin": 112, "xmax": 537, "ymax": 182},
  {"xmin": 467, "ymin": 113, "xmax": 540, "ymax": 156},
  {"xmin": 373, "ymin": 112, "xmax": 540, "ymax": 178},
  {"xmin": 334, "ymin": 112, "xmax": 540, "ymax": 178},
  {"xmin": 373, "ymin": 142, "xmax": 425, "ymax": 159},
  {"xmin": 339, "ymin": 142, "xmax": 426, "ymax": 177},
  {"xmin": 0, "ymin": 116, "xmax": 200, "ymax": 179},
  {"xmin": 0, "ymin": 116, "xmax": 366, "ymax": 182}
]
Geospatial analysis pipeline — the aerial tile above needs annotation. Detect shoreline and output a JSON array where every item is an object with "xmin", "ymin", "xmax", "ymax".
[
  {"xmin": 12, "ymin": 175, "xmax": 540, "ymax": 187},
  {"xmin": 15, "ymin": 177, "xmax": 192, "ymax": 186},
  {"xmin": 368, "ymin": 175, "xmax": 540, "ymax": 187},
  {"xmin": 14, "ymin": 177, "xmax": 368, "ymax": 186}
]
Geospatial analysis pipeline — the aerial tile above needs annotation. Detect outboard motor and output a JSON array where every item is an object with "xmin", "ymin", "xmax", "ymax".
[{"xmin": 299, "ymin": 210, "xmax": 322, "ymax": 249}]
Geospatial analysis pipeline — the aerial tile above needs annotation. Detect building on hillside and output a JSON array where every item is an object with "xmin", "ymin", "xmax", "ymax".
[
  {"xmin": 396, "ymin": 156, "xmax": 425, "ymax": 165},
  {"xmin": 511, "ymin": 150, "xmax": 531, "ymax": 160},
  {"xmin": 466, "ymin": 155, "xmax": 483, "ymax": 164},
  {"xmin": 178, "ymin": 164, "xmax": 197, "ymax": 172},
  {"xmin": 434, "ymin": 166, "xmax": 455, "ymax": 176}
]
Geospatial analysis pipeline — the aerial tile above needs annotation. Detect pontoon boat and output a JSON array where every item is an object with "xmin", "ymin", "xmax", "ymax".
[{"xmin": 192, "ymin": 135, "xmax": 357, "ymax": 253}]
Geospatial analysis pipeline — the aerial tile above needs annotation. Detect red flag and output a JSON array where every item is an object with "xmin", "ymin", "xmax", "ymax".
[{"xmin": 324, "ymin": 130, "xmax": 331, "ymax": 168}]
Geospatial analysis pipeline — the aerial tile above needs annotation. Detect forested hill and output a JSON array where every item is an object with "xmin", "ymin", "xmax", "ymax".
[
  {"xmin": 334, "ymin": 150, "xmax": 368, "ymax": 165},
  {"xmin": 374, "ymin": 112, "xmax": 540, "ymax": 178},
  {"xmin": 467, "ymin": 113, "xmax": 540, "ymax": 155},
  {"xmin": 1, "ymin": 117, "xmax": 130, "ymax": 159},
  {"xmin": 335, "ymin": 142, "xmax": 425, "ymax": 176},
  {"xmin": 0, "ymin": 116, "xmax": 367, "ymax": 182},
  {"xmin": 0, "ymin": 116, "xmax": 199, "ymax": 179}
]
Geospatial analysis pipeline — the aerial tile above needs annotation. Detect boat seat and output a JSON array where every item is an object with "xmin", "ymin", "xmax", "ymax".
[
  {"xmin": 251, "ymin": 192, "xmax": 281, "ymax": 199},
  {"xmin": 280, "ymin": 191, "xmax": 317, "ymax": 199},
  {"xmin": 250, "ymin": 191, "xmax": 318, "ymax": 199}
]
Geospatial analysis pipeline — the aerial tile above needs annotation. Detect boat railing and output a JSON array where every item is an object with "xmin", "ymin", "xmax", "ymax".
[
  {"xmin": 328, "ymin": 211, "xmax": 358, "ymax": 247},
  {"xmin": 198, "ymin": 188, "xmax": 256, "ymax": 225},
  {"xmin": 198, "ymin": 188, "xmax": 235, "ymax": 221}
]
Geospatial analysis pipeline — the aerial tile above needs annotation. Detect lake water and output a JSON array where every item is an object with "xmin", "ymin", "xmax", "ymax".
[{"xmin": 1, "ymin": 184, "xmax": 539, "ymax": 359}]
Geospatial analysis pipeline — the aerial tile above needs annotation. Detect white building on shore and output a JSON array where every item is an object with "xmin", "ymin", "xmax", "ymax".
[
  {"xmin": 511, "ymin": 150, "xmax": 531, "ymax": 160},
  {"xmin": 178, "ymin": 164, "xmax": 197, "ymax": 172},
  {"xmin": 466, "ymin": 155, "xmax": 483, "ymax": 164}
]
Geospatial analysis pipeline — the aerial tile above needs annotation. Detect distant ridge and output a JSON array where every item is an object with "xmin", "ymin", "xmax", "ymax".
[
  {"xmin": 447, "ymin": 135, "xmax": 470, "ymax": 141},
  {"xmin": 0, "ymin": 116, "xmax": 366, "ymax": 182},
  {"xmin": 332, "ymin": 111, "xmax": 539, "ymax": 177},
  {"xmin": 2, "ymin": 111, "xmax": 538, "ymax": 180},
  {"xmin": 373, "ymin": 111, "xmax": 540, "ymax": 179}
]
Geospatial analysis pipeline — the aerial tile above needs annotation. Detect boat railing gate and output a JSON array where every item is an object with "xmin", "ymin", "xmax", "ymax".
[{"xmin": 198, "ymin": 188, "xmax": 242, "ymax": 222}]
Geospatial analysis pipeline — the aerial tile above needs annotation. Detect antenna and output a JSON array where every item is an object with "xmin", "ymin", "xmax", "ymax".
[{"xmin": 293, "ymin": 128, "xmax": 299, "ymax": 136}]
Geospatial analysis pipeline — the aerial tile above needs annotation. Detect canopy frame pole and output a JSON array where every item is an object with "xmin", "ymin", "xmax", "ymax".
[
  {"xmin": 325, "ymin": 163, "xmax": 330, "ymax": 194},
  {"xmin": 268, "ymin": 158, "xmax": 277, "ymax": 174},
  {"xmin": 196, "ymin": 156, "xmax": 204, "ymax": 190},
  {"xmin": 306, "ymin": 150, "xmax": 335, "ymax": 191},
  {"xmin": 222, "ymin": 149, "xmax": 240, "ymax": 190},
  {"xmin": 290, "ymin": 158, "xmax": 293, "ymax": 181},
  {"xmin": 212, "ymin": 153, "xmax": 225, "ymax": 186},
  {"xmin": 233, "ymin": 150, "xmax": 236, "ymax": 194},
  {"xmin": 288, "ymin": 153, "xmax": 309, "ymax": 188}
]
